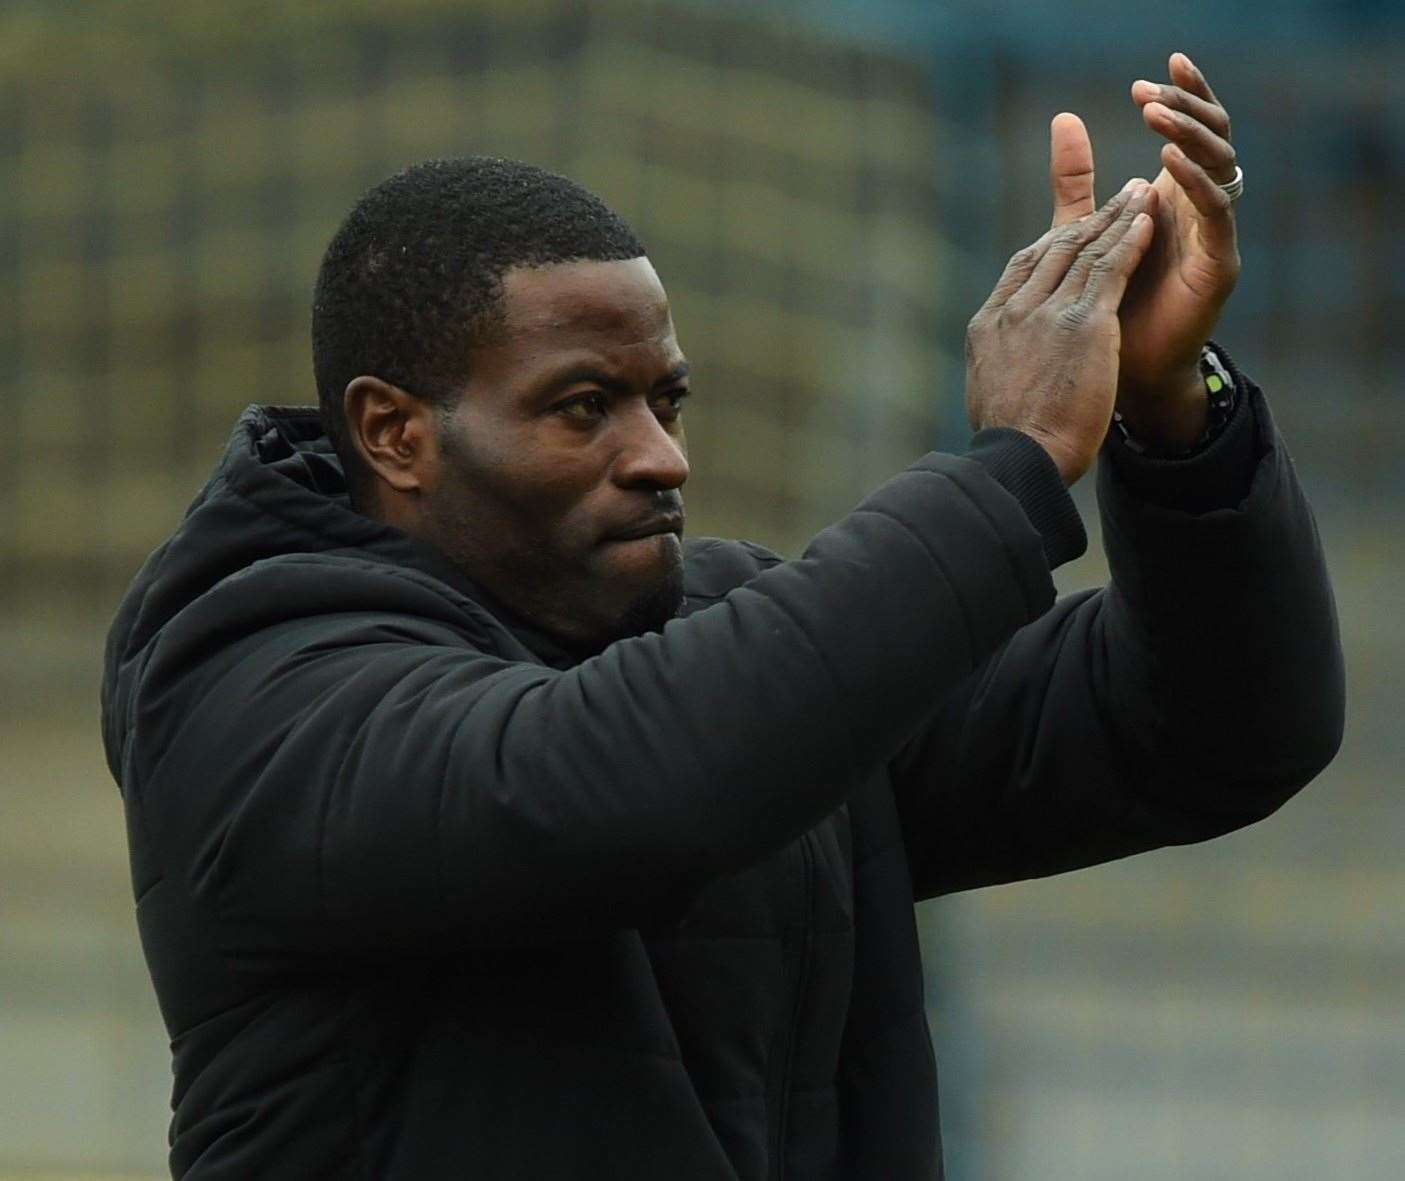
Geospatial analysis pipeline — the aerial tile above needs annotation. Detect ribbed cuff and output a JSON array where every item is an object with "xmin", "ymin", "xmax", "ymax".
[
  {"xmin": 1103, "ymin": 344, "xmax": 1259, "ymax": 514},
  {"xmin": 966, "ymin": 427, "xmax": 1088, "ymax": 568}
]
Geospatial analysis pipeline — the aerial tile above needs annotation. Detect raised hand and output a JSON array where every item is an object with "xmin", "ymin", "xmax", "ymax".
[
  {"xmin": 1049, "ymin": 53, "xmax": 1241, "ymax": 449},
  {"xmin": 966, "ymin": 182, "xmax": 1158, "ymax": 486}
]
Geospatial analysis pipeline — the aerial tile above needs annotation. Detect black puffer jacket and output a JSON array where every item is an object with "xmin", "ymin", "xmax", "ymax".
[{"xmin": 101, "ymin": 373, "xmax": 1342, "ymax": 1180}]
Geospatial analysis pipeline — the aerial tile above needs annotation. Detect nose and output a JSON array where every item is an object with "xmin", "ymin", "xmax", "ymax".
[{"xmin": 611, "ymin": 403, "xmax": 690, "ymax": 491}]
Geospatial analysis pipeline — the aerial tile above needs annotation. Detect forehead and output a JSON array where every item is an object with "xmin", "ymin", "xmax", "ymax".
[{"xmin": 495, "ymin": 257, "xmax": 676, "ymax": 348}]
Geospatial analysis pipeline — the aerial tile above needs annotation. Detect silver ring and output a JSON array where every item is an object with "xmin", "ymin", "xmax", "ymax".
[{"xmin": 1217, "ymin": 165, "xmax": 1244, "ymax": 203}]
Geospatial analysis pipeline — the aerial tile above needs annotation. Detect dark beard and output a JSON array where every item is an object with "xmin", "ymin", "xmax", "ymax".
[
  {"xmin": 426, "ymin": 413, "xmax": 687, "ymax": 657},
  {"xmin": 593, "ymin": 558, "xmax": 686, "ymax": 651}
]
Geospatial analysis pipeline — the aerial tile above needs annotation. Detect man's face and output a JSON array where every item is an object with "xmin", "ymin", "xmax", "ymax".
[{"xmin": 422, "ymin": 256, "xmax": 691, "ymax": 653}]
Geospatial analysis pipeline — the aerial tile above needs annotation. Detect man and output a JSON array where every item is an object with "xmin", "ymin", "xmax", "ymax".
[{"xmin": 102, "ymin": 54, "xmax": 1342, "ymax": 1179}]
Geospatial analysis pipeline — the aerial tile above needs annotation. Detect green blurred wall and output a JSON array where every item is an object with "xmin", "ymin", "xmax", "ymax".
[{"xmin": 0, "ymin": 0, "xmax": 946, "ymax": 622}]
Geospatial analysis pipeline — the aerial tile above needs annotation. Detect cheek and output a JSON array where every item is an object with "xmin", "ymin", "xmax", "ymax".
[
  {"xmin": 479, "ymin": 454, "xmax": 607, "ymax": 560},
  {"xmin": 449, "ymin": 423, "xmax": 591, "ymax": 517},
  {"xmin": 439, "ymin": 414, "xmax": 624, "ymax": 567}
]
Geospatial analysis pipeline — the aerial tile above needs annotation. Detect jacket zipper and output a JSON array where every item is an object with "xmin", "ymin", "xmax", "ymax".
[{"xmin": 767, "ymin": 830, "xmax": 816, "ymax": 1181}]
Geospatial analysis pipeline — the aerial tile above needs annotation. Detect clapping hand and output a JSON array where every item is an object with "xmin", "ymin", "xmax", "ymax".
[
  {"xmin": 1049, "ymin": 53, "xmax": 1241, "ymax": 450},
  {"xmin": 966, "ymin": 184, "xmax": 1158, "ymax": 486}
]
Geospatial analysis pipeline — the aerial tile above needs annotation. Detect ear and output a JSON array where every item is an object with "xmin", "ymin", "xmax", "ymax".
[{"xmin": 342, "ymin": 376, "xmax": 438, "ymax": 498}]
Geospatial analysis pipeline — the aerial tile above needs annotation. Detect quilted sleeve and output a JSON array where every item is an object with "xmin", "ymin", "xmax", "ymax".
[{"xmin": 891, "ymin": 382, "xmax": 1345, "ymax": 898}]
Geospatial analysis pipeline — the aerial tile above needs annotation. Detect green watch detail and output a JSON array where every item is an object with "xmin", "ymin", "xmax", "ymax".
[{"xmin": 1113, "ymin": 344, "xmax": 1237, "ymax": 456}]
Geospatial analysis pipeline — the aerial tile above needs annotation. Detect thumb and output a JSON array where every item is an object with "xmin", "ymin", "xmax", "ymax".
[{"xmin": 1050, "ymin": 112, "xmax": 1096, "ymax": 227}]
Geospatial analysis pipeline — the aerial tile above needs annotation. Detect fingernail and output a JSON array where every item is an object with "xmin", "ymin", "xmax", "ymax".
[
  {"xmin": 1120, "ymin": 177, "xmax": 1147, "ymax": 193},
  {"xmin": 1134, "ymin": 79, "xmax": 1160, "ymax": 94}
]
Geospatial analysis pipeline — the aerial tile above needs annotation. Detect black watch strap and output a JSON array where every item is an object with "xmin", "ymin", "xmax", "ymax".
[{"xmin": 1113, "ymin": 345, "xmax": 1238, "ymax": 456}]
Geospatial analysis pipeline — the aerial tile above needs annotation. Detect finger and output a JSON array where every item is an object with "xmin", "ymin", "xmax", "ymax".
[
  {"xmin": 1049, "ymin": 112, "xmax": 1096, "ymax": 228},
  {"xmin": 1079, "ymin": 210, "xmax": 1156, "ymax": 312},
  {"xmin": 1140, "ymin": 99, "xmax": 1237, "ymax": 184},
  {"xmin": 1130, "ymin": 81, "xmax": 1230, "ymax": 140},
  {"xmin": 1010, "ymin": 183, "xmax": 1140, "ymax": 309},
  {"xmin": 1056, "ymin": 185, "xmax": 1158, "ymax": 299},
  {"xmin": 1170, "ymin": 51, "xmax": 1221, "ymax": 108},
  {"xmin": 980, "ymin": 225, "xmax": 1066, "ymax": 310},
  {"xmin": 1161, "ymin": 143, "xmax": 1237, "ymax": 260}
]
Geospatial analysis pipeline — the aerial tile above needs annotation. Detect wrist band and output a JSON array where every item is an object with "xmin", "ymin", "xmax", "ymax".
[{"xmin": 1113, "ymin": 345, "xmax": 1237, "ymax": 456}]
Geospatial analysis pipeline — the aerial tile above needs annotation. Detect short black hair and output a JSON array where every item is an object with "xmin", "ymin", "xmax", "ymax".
[{"xmin": 311, "ymin": 156, "xmax": 646, "ymax": 505}]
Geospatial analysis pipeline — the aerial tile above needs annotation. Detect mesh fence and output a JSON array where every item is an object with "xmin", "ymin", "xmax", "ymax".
[{"xmin": 0, "ymin": 0, "xmax": 945, "ymax": 622}]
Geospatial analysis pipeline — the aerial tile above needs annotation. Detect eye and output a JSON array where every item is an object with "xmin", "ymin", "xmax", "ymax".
[
  {"xmin": 653, "ymin": 388, "xmax": 690, "ymax": 423},
  {"xmin": 557, "ymin": 392, "xmax": 608, "ymax": 423}
]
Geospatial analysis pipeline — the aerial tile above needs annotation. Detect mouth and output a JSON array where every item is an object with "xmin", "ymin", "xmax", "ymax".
[{"xmin": 604, "ymin": 513, "xmax": 685, "ymax": 543}]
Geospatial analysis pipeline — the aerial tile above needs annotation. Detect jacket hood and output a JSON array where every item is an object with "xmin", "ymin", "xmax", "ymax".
[
  {"xmin": 100, "ymin": 404, "xmax": 480, "ymax": 786},
  {"xmin": 100, "ymin": 405, "xmax": 756, "ymax": 793}
]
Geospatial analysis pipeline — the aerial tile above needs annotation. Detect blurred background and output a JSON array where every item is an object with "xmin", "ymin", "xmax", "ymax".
[{"xmin": 1, "ymin": 0, "xmax": 1400, "ymax": 1177}]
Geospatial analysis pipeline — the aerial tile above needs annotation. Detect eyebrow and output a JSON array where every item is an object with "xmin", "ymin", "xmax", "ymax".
[{"xmin": 543, "ymin": 360, "xmax": 690, "ymax": 394}]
